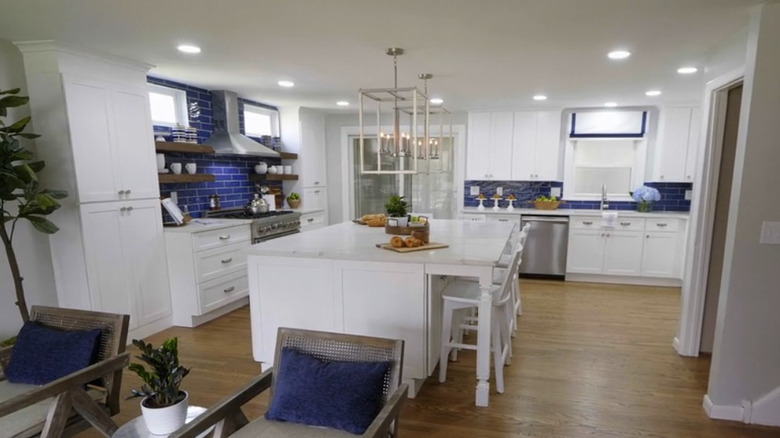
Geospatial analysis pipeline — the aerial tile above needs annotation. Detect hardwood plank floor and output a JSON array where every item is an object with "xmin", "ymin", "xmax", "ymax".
[{"xmin": 76, "ymin": 279, "xmax": 779, "ymax": 437}]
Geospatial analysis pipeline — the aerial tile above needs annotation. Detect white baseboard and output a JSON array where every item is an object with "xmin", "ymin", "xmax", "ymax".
[
  {"xmin": 128, "ymin": 316, "xmax": 173, "ymax": 342},
  {"xmin": 565, "ymin": 273, "xmax": 682, "ymax": 287},
  {"xmin": 703, "ymin": 394, "xmax": 744, "ymax": 422},
  {"xmin": 188, "ymin": 297, "xmax": 249, "ymax": 328},
  {"xmin": 747, "ymin": 386, "xmax": 780, "ymax": 426}
]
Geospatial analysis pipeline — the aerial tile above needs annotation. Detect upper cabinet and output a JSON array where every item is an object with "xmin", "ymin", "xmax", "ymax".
[
  {"xmin": 300, "ymin": 110, "xmax": 327, "ymax": 189},
  {"xmin": 466, "ymin": 112, "xmax": 513, "ymax": 180},
  {"xmin": 511, "ymin": 111, "xmax": 562, "ymax": 180},
  {"xmin": 63, "ymin": 74, "xmax": 159, "ymax": 203},
  {"xmin": 652, "ymin": 106, "xmax": 701, "ymax": 182}
]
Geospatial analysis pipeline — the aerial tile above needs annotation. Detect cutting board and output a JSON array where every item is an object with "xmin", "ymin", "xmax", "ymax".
[{"xmin": 376, "ymin": 242, "xmax": 449, "ymax": 253}]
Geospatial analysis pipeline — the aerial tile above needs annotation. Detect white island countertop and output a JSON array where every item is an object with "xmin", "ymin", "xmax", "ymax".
[{"xmin": 247, "ymin": 219, "xmax": 516, "ymax": 266}]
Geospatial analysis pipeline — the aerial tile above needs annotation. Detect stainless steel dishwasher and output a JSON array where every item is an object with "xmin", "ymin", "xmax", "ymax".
[{"xmin": 519, "ymin": 215, "xmax": 569, "ymax": 279}]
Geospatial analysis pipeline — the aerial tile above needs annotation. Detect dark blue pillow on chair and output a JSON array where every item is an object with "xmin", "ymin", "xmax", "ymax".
[
  {"xmin": 4, "ymin": 321, "xmax": 102, "ymax": 385},
  {"xmin": 265, "ymin": 347, "xmax": 391, "ymax": 434}
]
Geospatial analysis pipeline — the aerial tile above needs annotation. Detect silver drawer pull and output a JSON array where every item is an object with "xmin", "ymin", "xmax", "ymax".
[
  {"xmin": 498, "ymin": 219, "xmax": 508, "ymax": 222},
  {"xmin": 219, "ymin": 235, "xmax": 231, "ymax": 240},
  {"xmin": 620, "ymin": 222, "xmax": 631, "ymax": 226},
  {"xmin": 656, "ymin": 223, "xmax": 668, "ymax": 227},
  {"xmin": 221, "ymin": 258, "xmax": 233, "ymax": 264},
  {"xmin": 583, "ymin": 221, "xmax": 593, "ymax": 225},
  {"xmin": 307, "ymin": 218, "xmax": 314, "ymax": 222},
  {"xmin": 223, "ymin": 286, "xmax": 235, "ymax": 293},
  {"xmin": 315, "ymin": 190, "xmax": 320, "ymax": 194}
]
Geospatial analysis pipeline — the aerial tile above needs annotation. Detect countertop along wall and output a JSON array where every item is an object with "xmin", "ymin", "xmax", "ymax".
[{"xmin": 0, "ymin": 40, "xmax": 58, "ymax": 339}]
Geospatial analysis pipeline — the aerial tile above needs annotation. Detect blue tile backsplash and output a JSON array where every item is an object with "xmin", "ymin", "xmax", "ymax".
[
  {"xmin": 148, "ymin": 77, "xmax": 282, "ymax": 219},
  {"xmin": 463, "ymin": 180, "xmax": 691, "ymax": 212}
]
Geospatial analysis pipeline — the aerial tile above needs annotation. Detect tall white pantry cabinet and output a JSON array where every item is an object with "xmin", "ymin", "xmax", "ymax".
[{"xmin": 17, "ymin": 42, "xmax": 172, "ymax": 338}]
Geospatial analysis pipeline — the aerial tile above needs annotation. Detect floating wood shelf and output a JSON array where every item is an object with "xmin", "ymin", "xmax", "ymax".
[
  {"xmin": 279, "ymin": 152, "xmax": 298, "ymax": 160},
  {"xmin": 248, "ymin": 173, "xmax": 299, "ymax": 181},
  {"xmin": 155, "ymin": 141, "xmax": 215, "ymax": 154},
  {"xmin": 158, "ymin": 174, "xmax": 216, "ymax": 184}
]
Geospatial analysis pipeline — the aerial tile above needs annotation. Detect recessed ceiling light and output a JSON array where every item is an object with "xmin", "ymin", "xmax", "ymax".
[
  {"xmin": 645, "ymin": 90, "xmax": 662, "ymax": 97},
  {"xmin": 278, "ymin": 80, "xmax": 295, "ymax": 88},
  {"xmin": 533, "ymin": 95, "xmax": 547, "ymax": 101},
  {"xmin": 336, "ymin": 101, "xmax": 350, "ymax": 106},
  {"xmin": 430, "ymin": 98, "xmax": 444, "ymax": 105},
  {"xmin": 604, "ymin": 102, "xmax": 618, "ymax": 108},
  {"xmin": 177, "ymin": 45, "xmax": 201, "ymax": 54},
  {"xmin": 677, "ymin": 67, "xmax": 698, "ymax": 74},
  {"xmin": 607, "ymin": 50, "xmax": 631, "ymax": 60}
]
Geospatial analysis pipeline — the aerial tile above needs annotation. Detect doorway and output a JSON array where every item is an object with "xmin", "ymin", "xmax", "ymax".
[{"xmin": 700, "ymin": 84, "xmax": 742, "ymax": 354}]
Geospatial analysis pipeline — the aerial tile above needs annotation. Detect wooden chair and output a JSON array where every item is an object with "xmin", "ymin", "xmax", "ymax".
[
  {"xmin": 169, "ymin": 327, "xmax": 408, "ymax": 438},
  {"xmin": 0, "ymin": 306, "xmax": 130, "ymax": 438}
]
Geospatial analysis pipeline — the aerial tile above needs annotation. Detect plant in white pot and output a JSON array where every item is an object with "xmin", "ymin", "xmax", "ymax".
[{"xmin": 128, "ymin": 338, "xmax": 191, "ymax": 435}]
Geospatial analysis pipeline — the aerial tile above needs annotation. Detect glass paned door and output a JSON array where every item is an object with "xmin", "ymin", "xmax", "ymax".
[{"xmin": 352, "ymin": 137, "xmax": 412, "ymax": 218}]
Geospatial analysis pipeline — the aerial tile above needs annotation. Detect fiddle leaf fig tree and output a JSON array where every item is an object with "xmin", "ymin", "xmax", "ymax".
[{"xmin": 0, "ymin": 87, "xmax": 67, "ymax": 322}]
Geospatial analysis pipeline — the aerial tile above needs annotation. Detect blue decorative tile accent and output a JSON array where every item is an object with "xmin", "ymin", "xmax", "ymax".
[
  {"xmin": 463, "ymin": 180, "xmax": 692, "ymax": 212},
  {"xmin": 148, "ymin": 77, "xmax": 283, "ymax": 220}
]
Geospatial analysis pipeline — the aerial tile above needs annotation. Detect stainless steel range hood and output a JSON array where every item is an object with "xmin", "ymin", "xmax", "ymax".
[{"xmin": 206, "ymin": 90, "xmax": 280, "ymax": 157}]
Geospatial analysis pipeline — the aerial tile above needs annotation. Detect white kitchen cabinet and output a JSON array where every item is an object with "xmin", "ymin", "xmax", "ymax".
[
  {"xmin": 511, "ymin": 110, "xmax": 562, "ymax": 180},
  {"xmin": 460, "ymin": 213, "xmax": 487, "ymax": 222},
  {"xmin": 80, "ymin": 200, "xmax": 171, "ymax": 330},
  {"xmin": 165, "ymin": 223, "xmax": 251, "ymax": 327},
  {"xmin": 466, "ymin": 112, "xmax": 513, "ymax": 180},
  {"xmin": 653, "ymin": 106, "xmax": 701, "ymax": 182},
  {"xmin": 300, "ymin": 109, "xmax": 327, "ymax": 189},
  {"xmin": 303, "ymin": 187, "xmax": 327, "ymax": 211},
  {"xmin": 641, "ymin": 218, "xmax": 684, "ymax": 278},
  {"xmin": 485, "ymin": 214, "xmax": 521, "ymax": 227},
  {"xmin": 63, "ymin": 74, "xmax": 159, "ymax": 203},
  {"xmin": 566, "ymin": 216, "xmax": 644, "ymax": 276},
  {"xmin": 300, "ymin": 210, "xmax": 327, "ymax": 231}
]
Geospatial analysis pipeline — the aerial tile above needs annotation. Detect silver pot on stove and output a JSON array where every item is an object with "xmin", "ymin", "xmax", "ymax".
[{"xmin": 245, "ymin": 194, "xmax": 269, "ymax": 215}]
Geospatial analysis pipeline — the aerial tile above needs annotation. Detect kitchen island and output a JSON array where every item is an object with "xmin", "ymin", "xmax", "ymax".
[{"xmin": 246, "ymin": 219, "xmax": 516, "ymax": 407}]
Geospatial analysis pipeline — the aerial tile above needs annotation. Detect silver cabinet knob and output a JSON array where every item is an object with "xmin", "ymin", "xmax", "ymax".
[
  {"xmin": 118, "ymin": 190, "xmax": 126, "ymax": 195},
  {"xmin": 126, "ymin": 189, "xmax": 132, "ymax": 195},
  {"xmin": 126, "ymin": 206, "xmax": 133, "ymax": 212},
  {"xmin": 120, "ymin": 207, "xmax": 127, "ymax": 212}
]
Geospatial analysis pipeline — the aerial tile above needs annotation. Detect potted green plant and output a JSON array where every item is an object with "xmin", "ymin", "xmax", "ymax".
[
  {"xmin": 385, "ymin": 194, "xmax": 409, "ymax": 227},
  {"xmin": 286, "ymin": 192, "xmax": 301, "ymax": 209},
  {"xmin": 128, "ymin": 338, "xmax": 191, "ymax": 435},
  {"xmin": 1, "ymin": 87, "xmax": 67, "ymax": 324}
]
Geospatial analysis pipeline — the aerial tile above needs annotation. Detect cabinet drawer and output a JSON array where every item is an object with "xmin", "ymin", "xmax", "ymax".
[
  {"xmin": 613, "ymin": 218, "xmax": 646, "ymax": 231},
  {"xmin": 461, "ymin": 213, "xmax": 487, "ymax": 222},
  {"xmin": 195, "ymin": 242, "xmax": 249, "ymax": 283},
  {"xmin": 570, "ymin": 217, "xmax": 601, "ymax": 229},
  {"xmin": 486, "ymin": 214, "xmax": 520, "ymax": 225},
  {"xmin": 301, "ymin": 212, "xmax": 326, "ymax": 231},
  {"xmin": 645, "ymin": 218, "xmax": 679, "ymax": 232},
  {"xmin": 198, "ymin": 271, "xmax": 248, "ymax": 315},
  {"xmin": 192, "ymin": 225, "xmax": 251, "ymax": 251}
]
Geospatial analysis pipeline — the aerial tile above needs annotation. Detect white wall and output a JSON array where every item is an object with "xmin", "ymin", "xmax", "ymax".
[
  {"xmin": 703, "ymin": 29, "xmax": 748, "ymax": 84},
  {"xmin": 0, "ymin": 40, "xmax": 58, "ymax": 340},
  {"xmin": 706, "ymin": 2, "xmax": 780, "ymax": 422}
]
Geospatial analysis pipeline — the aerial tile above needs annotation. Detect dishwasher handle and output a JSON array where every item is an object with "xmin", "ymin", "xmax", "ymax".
[{"xmin": 522, "ymin": 216, "xmax": 570, "ymax": 224}]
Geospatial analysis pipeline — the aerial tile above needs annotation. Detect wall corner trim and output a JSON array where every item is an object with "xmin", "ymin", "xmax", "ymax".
[{"xmin": 703, "ymin": 394, "xmax": 744, "ymax": 422}]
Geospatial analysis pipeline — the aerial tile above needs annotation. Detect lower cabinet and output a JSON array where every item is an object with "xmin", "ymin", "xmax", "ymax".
[
  {"xmin": 566, "ymin": 215, "xmax": 687, "ymax": 284},
  {"xmin": 165, "ymin": 223, "xmax": 251, "ymax": 327},
  {"xmin": 460, "ymin": 213, "xmax": 487, "ymax": 222},
  {"xmin": 300, "ymin": 210, "xmax": 327, "ymax": 231},
  {"xmin": 485, "ymin": 214, "xmax": 521, "ymax": 227},
  {"xmin": 80, "ymin": 199, "xmax": 171, "ymax": 331}
]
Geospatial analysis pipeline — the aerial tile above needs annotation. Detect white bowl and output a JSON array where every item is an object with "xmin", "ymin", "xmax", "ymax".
[{"xmin": 255, "ymin": 164, "xmax": 267, "ymax": 174}]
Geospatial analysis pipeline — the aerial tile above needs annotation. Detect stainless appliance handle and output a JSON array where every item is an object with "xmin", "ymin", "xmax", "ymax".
[{"xmin": 522, "ymin": 216, "xmax": 570, "ymax": 224}]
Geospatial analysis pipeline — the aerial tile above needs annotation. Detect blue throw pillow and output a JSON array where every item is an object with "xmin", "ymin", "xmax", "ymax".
[
  {"xmin": 265, "ymin": 347, "xmax": 391, "ymax": 434},
  {"xmin": 4, "ymin": 321, "xmax": 102, "ymax": 385}
]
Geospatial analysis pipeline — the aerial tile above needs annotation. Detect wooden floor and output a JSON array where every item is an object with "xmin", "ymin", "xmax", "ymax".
[{"xmin": 76, "ymin": 279, "xmax": 779, "ymax": 438}]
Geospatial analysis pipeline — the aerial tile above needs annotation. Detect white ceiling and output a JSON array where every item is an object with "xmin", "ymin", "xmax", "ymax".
[{"xmin": 0, "ymin": 0, "xmax": 760, "ymax": 112}]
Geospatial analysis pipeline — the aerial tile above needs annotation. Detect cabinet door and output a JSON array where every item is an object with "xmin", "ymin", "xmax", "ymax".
[
  {"xmin": 641, "ymin": 232, "xmax": 680, "ymax": 278},
  {"xmin": 485, "ymin": 214, "xmax": 520, "ymax": 226},
  {"xmin": 511, "ymin": 112, "xmax": 537, "ymax": 180},
  {"xmin": 489, "ymin": 112, "xmax": 514, "ymax": 179},
  {"xmin": 303, "ymin": 187, "xmax": 327, "ymax": 210},
  {"xmin": 566, "ymin": 229, "xmax": 604, "ymax": 274},
  {"xmin": 119, "ymin": 200, "xmax": 171, "ymax": 325},
  {"xmin": 534, "ymin": 110, "xmax": 562, "ymax": 180},
  {"xmin": 301, "ymin": 211, "xmax": 327, "ymax": 231},
  {"xmin": 301, "ymin": 114, "xmax": 327, "ymax": 188},
  {"xmin": 466, "ymin": 112, "xmax": 493, "ymax": 180},
  {"xmin": 80, "ymin": 202, "xmax": 135, "ymax": 327},
  {"xmin": 683, "ymin": 107, "xmax": 701, "ymax": 182},
  {"xmin": 111, "ymin": 86, "xmax": 159, "ymax": 200},
  {"xmin": 64, "ymin": 77, "xmax": 122, "ymax": 203},
  {"xmin": 602, "ymin": 231, "xmax": 643, "ymax": 276},
  {"xmin": 655, "ymin": 107, "xmax": 692, "ymax": 182}
]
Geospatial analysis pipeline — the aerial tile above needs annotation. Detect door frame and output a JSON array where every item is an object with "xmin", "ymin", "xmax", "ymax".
[{"xmin": 676, "ymin": 67, "xmax": 744, "ymax": 357}]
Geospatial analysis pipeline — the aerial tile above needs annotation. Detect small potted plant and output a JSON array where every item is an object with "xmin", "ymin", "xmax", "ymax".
[
  {"xmin": 286, "ymin": 192, "xmax": 301, "ymax": 209},
  {"xmin": 385, "ymin": 195, "xmax": 408, "ymax": 226},
  {"xmin": 631, "ymin": 186, "xmax": 661, "ymax": 212},
  {"xmin": 128, "ymin": 338, "xmax": 191, "ymax": 435}
]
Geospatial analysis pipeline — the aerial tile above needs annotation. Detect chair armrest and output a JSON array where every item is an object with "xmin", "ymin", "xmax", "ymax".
[
  {"xmin": 362, "ymin": 383, "xmax": 409, "ymax": 438},
  {"xmin": 0, "ymin": 352, "xmax": 129, "ymax": 417},
  {"xmin": 169, "ymin": 368, "xmax": 274, "ymax": 438}
]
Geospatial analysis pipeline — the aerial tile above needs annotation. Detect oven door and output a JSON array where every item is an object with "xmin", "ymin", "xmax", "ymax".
[{"xmin": 253, "ymin": 229, "xmax": 300, "ymax": 244}]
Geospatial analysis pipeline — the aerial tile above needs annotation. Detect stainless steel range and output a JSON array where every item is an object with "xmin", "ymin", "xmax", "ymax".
[{"xmin": 205, "ymin": 208, "xmax": 301, "ymax": 243}]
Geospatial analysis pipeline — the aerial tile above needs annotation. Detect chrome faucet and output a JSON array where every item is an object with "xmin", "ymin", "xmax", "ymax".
[{"xmin": 600, "ymin": 184, "xmax": 610, "ymax": 210}]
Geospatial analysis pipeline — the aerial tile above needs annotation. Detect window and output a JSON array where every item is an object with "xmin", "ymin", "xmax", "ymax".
[
  {"xmin": 148, "ymin": 84, "xmax": 187, "ymax": 127},
  {"xmin": 244, "ymin": 104, "xmax": 279, "ymax": 137}
]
